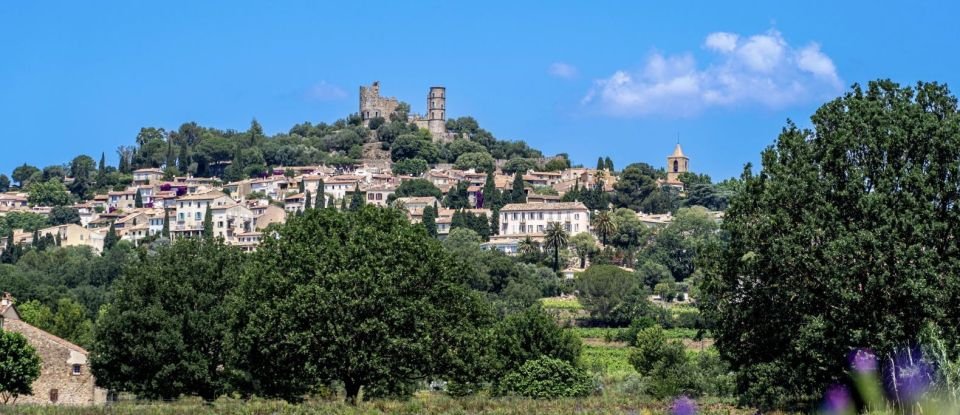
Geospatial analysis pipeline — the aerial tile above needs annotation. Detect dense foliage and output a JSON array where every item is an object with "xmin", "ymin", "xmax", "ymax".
[
  {"xmin": 0, "ymin": 331, "xmax": 42, "ymax": 404},
  {"xmin": 701, "ymin": 80, "xmax": 960, "ymax": 410}
]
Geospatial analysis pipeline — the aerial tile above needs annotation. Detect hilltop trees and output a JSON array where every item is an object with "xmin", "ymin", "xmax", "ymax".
[
  {"xmin": 91, "ymin": 238, "xmax": 244, "ymax": 401},
  {"xmin": 701, "ymin": 80, "xmax": 960, "ymax": 410},
  {"xmin": 226, "ymin": 207, "xmax": 490, "ymax": 403}
]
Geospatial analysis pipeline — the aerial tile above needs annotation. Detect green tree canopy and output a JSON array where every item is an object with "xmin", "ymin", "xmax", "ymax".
[
  {"xmin": 226, "ymin": 207, "xmax": 490, "ymax": 403},
  {"xmin": 91, "ymin": 238, "xmax": 244, "ymax": 400},
  {"xmin": 576, "ymin": 264, "xmax": 640, "ymax": 325},
  {"xmin": 701, "ymin": 80, "xmax": 960, "ymax": 410},
  {"xmin": 0, "ymin": 331, "xmax": 42, "ymax": 404}
]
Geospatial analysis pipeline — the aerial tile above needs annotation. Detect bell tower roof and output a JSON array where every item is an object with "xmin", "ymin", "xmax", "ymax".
[{"xmin": 670, "ymin": 143, "xmax": 687, "ymax": 159}]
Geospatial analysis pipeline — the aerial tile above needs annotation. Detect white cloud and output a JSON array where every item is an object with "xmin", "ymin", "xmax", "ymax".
[
  {"xmin": 305, "ymin": 81, "xmax": 347, "ymax": 101},
  {"xmin": 583, "ymin": 29, "xmax": 843, "ymax": 117},
  {"xmin": 548, "ymin": 62, "xmax": 579, "ymax": 79},
  {"xmin": 704, "ymin": 32, "xmax": 738, "ymax": 53}
]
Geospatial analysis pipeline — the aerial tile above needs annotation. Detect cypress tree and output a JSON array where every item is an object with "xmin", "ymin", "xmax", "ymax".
[
  {"xmin": 349, "ymin": 184, "xmax": 364, "ymax": 211},
  {"xmin": 328, "ymin": 195, "xmax": 336, "ymax": 210},
  {"xmin": 178, "ymin": 144, "xmax": 190, "ymax": 174},
  {"xmin": 604, "ymin": 157, "xmax": 614, "ymax": 172},
  {"xmin": 161, "ymin": 209, "xmax": 170, "ymax": 238},
  {"xmin": 305, "ymin": 190, "xmax": 312, "ymax": 210},
  {"xmin": 202, "ymin": 205, "xmax": 213, "ymax": 239},
  {"xmin": 510, "ymin": 172, "xmax": 526, "ymax": 204},
  {"xmin": 490, "ymin": 207, "xmax": 500, "ymax": 236},
  {"xmin": 482, "ymin": 170, "xmax": 499, "ymax": 209},
  {"xmin": 134, "ymin": 189, "xmax": 143, "ymax": 208},
  {"xmin": 104, "ymin": 224, "xmax": 119, "ymax": 251},
  {"xmin": 316, "ymin": 179, "xmax": 326, "ymax": 208},
  {"xmin": 422, "ymin": 205, "xmax": 438, "ymax": 237},
  {"xmin": 340, "ymin": 197, "xmax": 347, "ymax": 211},
  {"xmin": 99, "ymin": 152, "xmax": 106, "ymax": 174},
  {"xmin": 596, "ymin": 157, "xmax": 605, "ymax": 170}
]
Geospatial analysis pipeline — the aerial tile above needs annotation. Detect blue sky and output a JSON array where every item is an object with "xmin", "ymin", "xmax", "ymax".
[{"xmin": 1, "ymin": 1, "xmax": 957, "ymax": 180}]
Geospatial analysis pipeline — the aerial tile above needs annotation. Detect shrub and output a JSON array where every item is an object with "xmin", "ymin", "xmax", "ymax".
[{"xmin": 495, "ymin": 357, "xmax": 594, "ymax": 399}]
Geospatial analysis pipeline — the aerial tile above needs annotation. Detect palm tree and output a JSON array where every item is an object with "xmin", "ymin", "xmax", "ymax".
[
  {"xmin": 518, "ymin": 236, "xmax": 539, "ymax": 259},
  {"xmin": 544, "ymin": 222, "xmax": 569, "ymax": 272},
  {"xmin": 592, "ymin": 210, "xmax": 616, "ymax": 246}
]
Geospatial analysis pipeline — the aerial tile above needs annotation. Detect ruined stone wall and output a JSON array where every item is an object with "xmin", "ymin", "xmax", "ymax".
[
  {"xmin": 3, "ymin": 319, "xmax": 106, "ymax": 405},
  {"xmin": 359, "ymin": 81, "xmax": 400, "ymax": 124}
]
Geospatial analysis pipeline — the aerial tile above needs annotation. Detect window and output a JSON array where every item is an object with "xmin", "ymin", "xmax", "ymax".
[
  {"xmin": 195, "ymin": 212, "xmax": 201, "ymax": 221},
  {"xmin": 218, "ymin": 221, "xmax": 224, "ymax": 228},
  {"xmin": 72, "ymin": 364, "xmax": 81, "ymax": 375},
  {"xmin": 537, "ymin": 225, "xmax": 544, "ymax": 232},
  {"xmin": 574, "ymin": 213, "xmax": 580, "ymax": 220},
  {"xmin": 538, "ymin": 212, "xmax": 544, "ymax": 220},
  {"xmin": 179, "ymin": 213, "xmax": 185, "ymax": 221},
  {"xmin": 673, "ymin": 160, "xmax": 679, "ymax": 172},
  {"xmin": 49, "ymin": 389, "xmax": 58, "ymax": 403}
]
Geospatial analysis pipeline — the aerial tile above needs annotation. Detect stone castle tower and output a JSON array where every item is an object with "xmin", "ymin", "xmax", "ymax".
[
  {"xmin": 666, "ymin": 143, "xmax": 689, "ymax": 184},
  {"xmin": 359, "ymin": 81, "xmax": 400, "ymax": 126},
  {"xmin": 427, "ymin": 86, "xmax": 446, "ymax": 137}
]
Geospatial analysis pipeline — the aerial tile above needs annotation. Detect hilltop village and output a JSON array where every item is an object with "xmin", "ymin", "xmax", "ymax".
[
  {"xmin": 0, "ymin": 81, "xmax": 718, "ymax": 257},
  {"xmin": 0, "ymin": 81, "xmax": 731, "ymax": 406}
]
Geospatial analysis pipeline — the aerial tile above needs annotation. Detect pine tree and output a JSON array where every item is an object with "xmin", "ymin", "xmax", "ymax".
[
  {"xmin": 304, "ymin": 190, "xmax": 312, "ymax": 210},
  {"xmin": 202, "ymin": 205, "xmax": 213, "ymax": 239},
  {"xmin": 422, "ymin": 205, "xmax": 438, "ymax": 237},
  {"xmin": 134, "ymin": 189, "xmax": 143, "ymax": 208},
  {"xmin": 104, "ymin": 224, "xmax": 119, "ymax": 251},
  {"xmin": 349, "ymin": 184, "xmax": 364, "ymax": 211},
  {"xmin": 511, "ymin": 172, "xmax": 526, "ymax": 204},
  {"xmin": 161, "ymin": 209, "xmax": 170, "ymax": 238}
]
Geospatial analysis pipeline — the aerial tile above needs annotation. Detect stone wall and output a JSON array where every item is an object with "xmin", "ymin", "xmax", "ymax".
[
  {"xmin": 359, "ymin": 81, "xmax": 400, "ymax": 124},
  {"xmin": 3, "ymin": 318, "xmax": 106, "ymax": 405}
]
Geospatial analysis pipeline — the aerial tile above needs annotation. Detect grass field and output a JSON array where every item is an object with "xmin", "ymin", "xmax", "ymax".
[
  {"xmin": 567, "ymin": 327, "xmax": 708, "ymax": 341},
  {"xmin": 580, "ymin": 343, "xmax": 637, "ymax": 378},
  {"xmin": 539, "ymin": 296, "xmax": 583, "ymax": 310},
  {"xmin": 7, "ymin": 394, "xmax": 750, "ymax": 415}
]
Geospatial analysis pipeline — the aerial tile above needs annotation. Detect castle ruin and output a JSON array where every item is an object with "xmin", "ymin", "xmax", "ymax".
[{"xmin": 359, "ymin": 81, "xmax": 450, "ymax": 141}]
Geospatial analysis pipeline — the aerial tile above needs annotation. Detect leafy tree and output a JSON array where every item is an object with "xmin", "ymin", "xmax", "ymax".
[
  {"xmin": 510, "ymin": 172, "xmax": 526, "ymax": 204},
  {"xmin": 568, "ymin": 232, "xmax": 597, "ymax": 268},
  {"xmin": 391, "ymin": 179, "xmax": 442, "ymax": 200},
  {"xmin": 542, "ymin": 156, "xmax": 570, "ymax": 172},
  {"xmin": 443, "ymin": 181, "xmax": 470, "ymax": 209},
  {"xmin": 644, "ymin": 206, "xmax": 717, "ymax": 281},
  {"xmin": 454, "ymin": 151, "xmax": 495, "ymax": 173},
  {"xmin": 502, "ymin": 158, "xmax": 538, "ymax": 175},
  {"xmin": 0, "ymin": 174, "xmax": 9, "ymax": 192},
  {"xmin": 592, "ymin": 210, "xmax": 615, "ymax": 245},
  {"xmin": 68, "ymin": 155, "xmax": 96, "ymax": 198},
  {"xmin": 0, "ymin": 212, "xmax": 49, "ymax": 240},
  {"xmin": 609, "ymin": 208, "xmax": 651, "ymax": 267},
  {"xmin": 544, "ymin": 222, "xmax": 569, "ymax": 271},
  {"xmin": 635, "ymin": 260, "xmax": 673, "ymax": 290},
  {"xmin": 202, "ymin": 205, "xmax": 213, "ymax": 239},
  {"xmin": 391, "ymin": 158, "xmax": 429, "ymax": 176},
  {"xmin": 11, "ymin": 164, "xmax": 40, "ymax": 188},
  {"xmin": 495, "ymin": 357, "xmax": 593, "ymax": 399},
  {"xmin": 700, "ymin": 80, "xmax": 960, "ymax": 410},
  {"xmin": 611, "ymin": 165, "xmax": 658, "ymax": 211},
  {"xmin": 26, "ymin": 179, "xmax": 72, "ymax": 207},
  {"xmin": 576, "ymin": 265, "xmax": 640, "ymax": 324},
  {"xmin": 92, "ymin": 238, "xmax": 244, "ymax": 400},
  {"xmin": 226, "ymin": 207, "xmax": 490, "ymax": 403},
  {"xmin": 489, "ymin": 306, "xmax": 581, "ymax": 381},
  {"xmin": 49, "ymin": 206, "xmax": 81, "ymax": 226},
  {"xmin": 422, "ymin": 205, "xmax": 438, "ymax": 237},
  {"xmin": 0, "ymin": 331, "xmax": 42, "ymax": 404}
]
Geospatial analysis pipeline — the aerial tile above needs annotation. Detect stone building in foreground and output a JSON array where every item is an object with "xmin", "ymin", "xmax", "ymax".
[{"xmin": 0, "ymin": 293, "xmax": 107, "ymax": 405}]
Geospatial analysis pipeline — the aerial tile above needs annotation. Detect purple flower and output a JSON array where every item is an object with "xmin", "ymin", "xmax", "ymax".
[
  {"xmin": 884, "ymin": 347, "xmax": 935, "ymax": 404},
  {"xmin": 822, "ymin": 384, "xmax": 852, "ymax": 414},
  {"xmin": 671, "ymin": 395, "xmax": 697, "ymax": 415},
  {"xmin": 849, "ymin": 348, "xmax": 878, "ymax": 373}
]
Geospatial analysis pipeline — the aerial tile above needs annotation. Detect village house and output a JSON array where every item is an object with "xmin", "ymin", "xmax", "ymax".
[
  {"xmin": 107, "ymin": 189, "xmax": 137, "ymax": 210},
  {"xmin": 132, "ymin": 168, "xmax": 164, "ymax": 185},
  {"xmin": 0, "ymin": 193, "xmax": 28, "ymax": 209},
  {"xmin": 0, "ymin": 293, "xmax": 107, "ymax": 405},
  {"xmin": 171, "ymin": 190, "xmax": 234, "ymax": 239},
  {"xmin": 37, "ymin": 224, "xmax": 105, "ymax": 254},
  {"xmin": 498, "ymin": 202, "xmax": 590, "ymax": 238},
  {"xmin": 363, "ymin": 183, "xmax": 396, "ymax": 207},
  {"xmin": 252, "ymin": 204, "xmax": 287, "ymax": 230}
]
